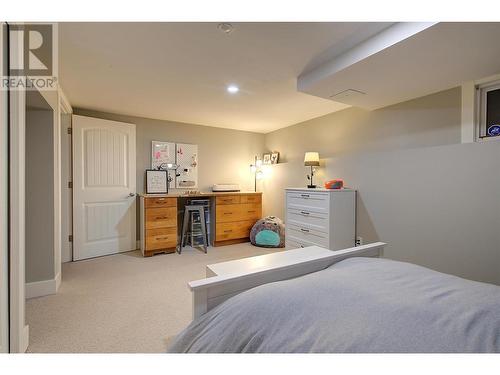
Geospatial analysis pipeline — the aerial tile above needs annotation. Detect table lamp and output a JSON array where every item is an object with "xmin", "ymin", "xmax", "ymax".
[{"xmin": 304, "ymin": 152, "xmax": 320, "ymax": 188}]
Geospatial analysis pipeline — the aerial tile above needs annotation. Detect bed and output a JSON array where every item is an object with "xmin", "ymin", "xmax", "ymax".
[{"xmin": 169, "ymin": 243, "xmax": 500, "ymax": 353}]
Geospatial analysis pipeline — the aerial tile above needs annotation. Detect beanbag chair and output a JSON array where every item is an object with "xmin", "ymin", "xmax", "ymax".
[{"xmin": 250, "ymin": 216, "xmax": 285, "ymax": 248}]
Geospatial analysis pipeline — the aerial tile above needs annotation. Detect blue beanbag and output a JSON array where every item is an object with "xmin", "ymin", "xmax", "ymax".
[{"xmin": 250, "ymin": 216, "xmax": 285, "ymax": 248}]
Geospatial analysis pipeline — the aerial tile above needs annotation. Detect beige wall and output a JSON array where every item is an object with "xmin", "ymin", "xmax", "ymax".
[
  {"xmin": 265, "ymin": 87, "xmax": 461, "ymax": 164},
  {"xmin": 25, "ymin": 108, "xmax": 55, "ymax": 283},
  {"xmin": 263, "ymin": 87, "xmax": 461, "ymax": 216},
  {"xmin": 264, "ymin": 87, "xmax": 500, "ymax": 285}
]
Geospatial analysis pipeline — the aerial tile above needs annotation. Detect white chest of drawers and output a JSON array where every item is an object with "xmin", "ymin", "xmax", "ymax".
[{"xmin": 285, "ymin": 188, "xmax": 356, "ymax": 251}]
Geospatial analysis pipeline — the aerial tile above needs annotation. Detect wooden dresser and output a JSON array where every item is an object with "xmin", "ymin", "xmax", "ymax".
[
  {"xmin": 139, "ymin": 196, "xmax": 178, "ymax": 256},
  {"xmin": 214, "ymin": 193, "xmax": 262, "ymax": 246},
  {"xmin": 139, "ymin": 192, "xmax": 262, "ymax": 256}
]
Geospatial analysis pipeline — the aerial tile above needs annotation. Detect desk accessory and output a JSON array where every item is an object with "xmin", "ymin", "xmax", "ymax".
[
  {"xmin": 325, "ymin": 179, "xmax": 344, "ymax": 189},
  {"xmin": 212, "ymin": 184, "xmax": 240, "ymax": 192},
  {"xmin": 145, "ymin": 169, "xmax": 168, "ymax": 194}
]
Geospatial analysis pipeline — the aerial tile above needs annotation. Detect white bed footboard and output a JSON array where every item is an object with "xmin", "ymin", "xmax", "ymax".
[{"xmin": 188, "ymin": 242, "xmax": 386, "ymax": 320}]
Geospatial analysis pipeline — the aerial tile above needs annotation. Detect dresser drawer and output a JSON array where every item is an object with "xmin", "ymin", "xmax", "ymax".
[
  {"xmin": 287, "ymin": 224, "xmax": 329, "ymax": 248},
  {"xmin": 239, "ymin": 203, "xmax": 261, "ymax": 221},
  {"xmin": 285, "ymin": 237, "xmax": 323, "ymax": 250},
  {"xmin": 145, "ymin": 197, "xmax": 177, "ymax": 208},
  {"xmin": 240, "ymin": 194, "xmax": 261, "ymax": 204},
  {"xmin": 216, "ymin": 220, "xmax": 255, "ymax": 241},
  {"xmin": 216, "ymin": 204, "xmax": 240, "ymax": 223},
  {"xmin": 216, "ymin": 195, "xmax": 241, "ymax": 205},
  {"xmin": 286, "ymin": 191, "xmax": 329, "ymax": 212},
  {"xmin": 285, "ymin": 239, "xmax": 307, "ymax": 249},
  {"xmin": 145, "ymin": 207, "xmax": 177, "ymax": 229},
  {"xmin": 286, "ymin": 208, "xmax": 328, "ymax": 233},
  {"xmin": 145, "ymin": 227, "xmax": 177, "ymax": 250}
]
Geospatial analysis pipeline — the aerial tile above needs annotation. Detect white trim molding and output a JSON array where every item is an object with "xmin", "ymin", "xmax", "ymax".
[
  {"xmin": 55, "ymin": 271, "xmax": 62, "ymax": 292},
  {"xmin": 0, "ymin": 22, "xmax": 9, "ymax": 353},
  {"xmin": 26, "ymin": 277, "xmax": 59, "ymax": 299},
  {"xmin": 9, "ymin": 26, "xmax": 29, "ymax": 352},
  {"xmin": 461, "ymin": 73, "xmax": 500, "ymax": 143},
  {"xmin": 58, "ymin": 85, "xmax": 73, "ymax": 114}
]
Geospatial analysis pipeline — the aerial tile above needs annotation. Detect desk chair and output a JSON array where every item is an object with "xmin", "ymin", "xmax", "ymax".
[{"xmin": 179, "ymin": 205, "xmax": 208, "ymax": 254}]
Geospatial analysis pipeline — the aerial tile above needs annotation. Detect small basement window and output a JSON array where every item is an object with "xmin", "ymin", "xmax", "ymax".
[{"xmin": 478, "ymin": 80, "xmax": 500, "ymax": 139}]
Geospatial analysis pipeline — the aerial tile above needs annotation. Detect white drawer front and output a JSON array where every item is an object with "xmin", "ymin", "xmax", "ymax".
[
  {"xmin": 286, "ymin": 224, "xmax": 329, "ymax": 248},
  {"xmin": 286, "ymin": 191, "xmax": 329, "ymax": 213},
  {"xmin": 286, "ymin": 208, "xmax": 328, "ymax": 233},
  {"xmin": 285, "ymin": 239, "xmax": 306, "ymax": 249},
  {"xmin": 285, "ymin": 235, "xmax": 326, "ymax": 250}
]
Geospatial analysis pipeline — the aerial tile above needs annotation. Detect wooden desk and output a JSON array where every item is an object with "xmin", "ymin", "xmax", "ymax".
[{"xmin": 139, "ymin": 192, "xmax": 262, "ymax": 257}]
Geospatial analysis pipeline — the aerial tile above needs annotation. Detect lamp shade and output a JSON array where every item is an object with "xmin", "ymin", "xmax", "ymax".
[{"xmin": 304, "ymin": 152, "xmax": 320, "ymax": 166}]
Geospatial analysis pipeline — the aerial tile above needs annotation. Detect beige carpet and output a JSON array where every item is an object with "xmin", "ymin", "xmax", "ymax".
[{"xmin": 26, "ymin": 243, "xmax": 281, "ymax": 353}]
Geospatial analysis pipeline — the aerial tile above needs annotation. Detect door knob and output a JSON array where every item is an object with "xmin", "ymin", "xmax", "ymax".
[{"xmin": 128, "ymin": 193, "xmax": 136, "ymax": 197}]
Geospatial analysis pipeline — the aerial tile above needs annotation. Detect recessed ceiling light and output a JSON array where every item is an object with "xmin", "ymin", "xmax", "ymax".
[
  {"xmin": 227, "ymin": 85, "xmax": 239, "ymax": 94},
  {"xmin": 217, "ymin": 23, "xmax": 234, "ymax": 34}
]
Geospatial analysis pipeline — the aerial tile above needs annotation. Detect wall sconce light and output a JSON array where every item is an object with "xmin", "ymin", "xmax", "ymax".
[{"xmin": 250, "ymin": 156, "xmax": 263, "ymax": 192}]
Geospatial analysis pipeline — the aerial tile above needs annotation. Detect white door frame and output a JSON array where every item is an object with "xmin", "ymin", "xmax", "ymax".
[
  {"xmin": 8, "ymin": 25, "xmax": 29, "ymax": 353},
  {"xmin": 0, "ymin": 22, "xmax": 10, "ymax": 354},
  {"xmin": 59, "ymin": 87, "xmax": 73, "ymax": 263}
]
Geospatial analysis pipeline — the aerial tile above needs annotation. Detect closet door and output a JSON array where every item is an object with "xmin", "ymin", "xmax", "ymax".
[{"xmin": 72, "ymin": 115, "xmax": 137, "ymax": 260}]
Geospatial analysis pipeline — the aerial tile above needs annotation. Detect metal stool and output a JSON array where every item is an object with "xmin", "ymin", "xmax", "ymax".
[{"xmin": 179, "ymin": 205, "xmax": 208, "ymax": 254}]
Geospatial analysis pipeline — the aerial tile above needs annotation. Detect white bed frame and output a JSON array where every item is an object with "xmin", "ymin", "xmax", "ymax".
[{"xmin": 188, "ymin": 242, "xmax": 386, "ymax": 319}]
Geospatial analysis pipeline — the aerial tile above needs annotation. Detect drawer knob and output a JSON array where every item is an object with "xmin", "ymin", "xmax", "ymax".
[
  {"xmin": 223, "ymin": 230, "xmax": 233, "ymax": 233},
  {"xmin": 300, "ymin": 228, "xmax": 310, "ymax": 233},
  {"xmin": 300, "ymin": 211, "xmax": 310, "ymax": 215},
  {"xmin": 156, "ymin": 216, "xmax": 168, "ymax": 220},
  {"xmin": 156, "ymin": 236, "xmax": 170, "ymax": 240},
  {"xmin": 300, "ymin": 194, "xmax": 310, "ymax": 198}
]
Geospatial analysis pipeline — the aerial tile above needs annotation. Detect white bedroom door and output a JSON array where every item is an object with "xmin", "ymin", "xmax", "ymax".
[{"xmin": 72, "ymin": 115, "xmax": 137, "ymax": 260}]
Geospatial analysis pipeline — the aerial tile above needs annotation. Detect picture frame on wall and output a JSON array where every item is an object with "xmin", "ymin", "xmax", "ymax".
[
  {"xmin": 263, "ymin": 153, "xmax": 272, "ymax": 165},
  {"xmin": 151, "ymin": 140, "xmax": 175, "ymax": 170},
  {"xmin": 145, "ymin": 169, "xmax": 168, "ymax": 194},
  {"xmin": 270, "ymin": 151, "xmax": 280, "ymax": 164}
]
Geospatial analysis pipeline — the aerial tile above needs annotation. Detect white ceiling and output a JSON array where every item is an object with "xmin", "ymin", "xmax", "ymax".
[
  {"xmin": 299, "ymin": 22, "xmax": 500, "ymax": 109},
  {"xmin": 58, "ymin": 22, "xmax": 391, "ymax": 133}
]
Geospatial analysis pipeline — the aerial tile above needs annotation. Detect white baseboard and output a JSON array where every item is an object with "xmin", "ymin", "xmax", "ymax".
[
  {"xmin": 55, "ymin": 271, "xmax": 62, "ymax": 292},
  {"xmin": 26, "ymin": 277, "xmax": 58, "ymax": 299},
  {"xmin": 21, "ymin": 325, "xmax": 29, "ymax": 353}
]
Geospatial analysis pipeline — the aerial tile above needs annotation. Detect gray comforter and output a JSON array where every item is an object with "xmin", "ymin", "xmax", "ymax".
[{"xmin": 169, "ymin": 257, "xmax": 500, "ymax": 353}]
